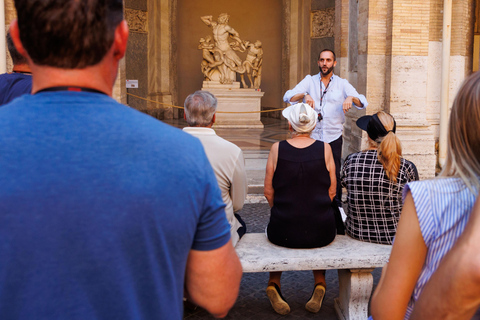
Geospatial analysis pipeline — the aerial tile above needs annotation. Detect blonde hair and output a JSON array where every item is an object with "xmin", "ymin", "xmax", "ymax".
[
  {"xmin": 368, "ymin": 111, "xmax": 402, "ymax": 183},
  {"xmin": 440, "ymin": 72, "xmax": 480, "ymax": 192}
]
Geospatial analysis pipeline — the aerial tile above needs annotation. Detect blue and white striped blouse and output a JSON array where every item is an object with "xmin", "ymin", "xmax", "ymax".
[{"xmin": 403, "ymin": 177, "xmax": 478, "ymax": 319}]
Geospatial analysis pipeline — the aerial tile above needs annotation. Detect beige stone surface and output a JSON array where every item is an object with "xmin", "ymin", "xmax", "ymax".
[
  {"xmin": 334, "ymin": 0, "xmax": 349, "ymax": 59},
  {"xmin": 387, "ymin": 55, "xmax": 429, "ymax": 116},
  {"xmin": 451, "ymin": 0, "xmax": 474, "ymax": 57},
  {"xmin": 148, "ymin": 0, "xmax": 177, "ymax": 119},
  {"xmin": 449, "ymin": 56, "xmax": 469, "ymax": 108},
  {"xmin": 388, "ymin": 0, "xmax": 430, "ymax": 57},
  {"xmin": 5, "ymin": 0, "xmax": 16, "ymax": 27},
  {"xmin": 113, "ymin": 58, "xmax": 127, "ymax": 104},
  {"xmin": 236, "ymin": 233, "xmax": 391, "ymax": 272},
  {"xmin": 395, "ymin": 126, "xmax": 437, "ymax": 179},
  {"xmin": 202, "ymin": 84, "xmax": 264, "ymax": 128},
  {"xmin": 429, "ymin": 0, "xmax": 443, "ymax": 42},
  {"xmin": 335, "ymin": 269, "xmax": 374, "ymax": 320},
  {"xmin": 426, "ymin": 41, "xmax": 442, "ymax": 129}
]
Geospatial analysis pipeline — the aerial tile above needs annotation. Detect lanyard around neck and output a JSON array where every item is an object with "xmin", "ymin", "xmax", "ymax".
[{"xmin": 320, "ymin": 76, "xmax": 332, "ymax": 107}]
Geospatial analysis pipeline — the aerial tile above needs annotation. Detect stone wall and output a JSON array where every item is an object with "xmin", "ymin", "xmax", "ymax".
[
  {"xmin": 125, "ymin": 1, "xmax": 148, "ymax": 110},
  {"xmin": 337, "ymin": 0, "xmax": 479, "ymax": 179}
]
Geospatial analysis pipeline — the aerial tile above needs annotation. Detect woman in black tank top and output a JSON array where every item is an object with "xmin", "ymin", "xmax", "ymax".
[{"xmin": 264, "ymin": 103, "xmax": 337, "ymax": 315}]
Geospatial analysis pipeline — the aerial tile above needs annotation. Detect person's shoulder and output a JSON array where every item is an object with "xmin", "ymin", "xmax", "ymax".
[
  {"xmin": 184, "ymin": 128, "xmax": 241, "ymax": 154},
  {"xmin": 333, "ymin": 74, "xmax": 350, "ymax": 84},
  {"xmin": 345, "ymin": 150, "xmax": 375, "ymax": 161},
  {"xmin": 304, "ymin": 74, "xmax": 318, "ymax": 81},
  {"xmin": 402, "ymin": 158, "xmax": 418, "ymax": 170},
  {"xmin": 405, "ymin": 178, "xmax": 460, "ymax": 197},
  {"xmin": 214, "ymin": 135, "xmax": 242, "ymax": 152}
]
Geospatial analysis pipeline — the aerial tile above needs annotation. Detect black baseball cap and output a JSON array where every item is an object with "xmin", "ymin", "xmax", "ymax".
[{"xmin": 356, "ymin": 113, "xmax": 396, "ymax": 141}]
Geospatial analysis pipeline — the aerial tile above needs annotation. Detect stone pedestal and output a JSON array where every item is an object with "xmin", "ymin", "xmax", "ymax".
[
  {"xmin": 334, "ymin": 269, "xmax": 374, "ymax": 320},
  {"xmin": 202, "ymin": 81, "xmax": 264, "ymax": 128}
]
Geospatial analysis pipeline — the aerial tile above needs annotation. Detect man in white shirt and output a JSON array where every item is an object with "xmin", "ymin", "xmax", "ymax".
[
  {"xmin": 183, "ymin": 91, "xmax": 247, "ymax": 246},
  {"xmin": 283, "ymin": 49, "xmax": 368, "ymax": 206}
]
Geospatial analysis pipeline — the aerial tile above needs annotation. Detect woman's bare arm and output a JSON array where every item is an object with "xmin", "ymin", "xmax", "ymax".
[
  {"xmin": 324, "ymin": 143, "xmax": 336, "ymax": 201},
  {"xmin": 370, "ymin": 191, "xmax": 427, "ymax": 320},
  {"xmin": 264, "ymin": 142, "xmax": 279, "ymax": 208}
]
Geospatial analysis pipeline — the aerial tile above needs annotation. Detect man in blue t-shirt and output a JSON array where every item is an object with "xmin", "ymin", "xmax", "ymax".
[
  {"xmin": 0, "ymin": 1, "xmax": 242, "ymax": 319},
  {"xmin": 0, "ymin": 31, "xmax": 32, "ymax": 106}
]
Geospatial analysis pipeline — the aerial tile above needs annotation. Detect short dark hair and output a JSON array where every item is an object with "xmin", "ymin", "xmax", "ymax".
[
  {"xmin": 15, "ymin": 0, "xmax": 124, "ymax": 69},
  {"xmin": 318, "ymin": 49, "xmax": 336, "ymax": 61},
  {"xmin": 6, "ymin": 32, "xmax": 27, "ymax": 65}
]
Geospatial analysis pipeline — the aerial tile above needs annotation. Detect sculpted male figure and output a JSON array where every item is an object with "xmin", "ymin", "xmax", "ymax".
[
  {"xmin": 283, "ymin": 49, "xmax": 368, "ymax": 206},
  {"xmin": 241, "ymin": 40, "xmax": 263, "ymax": 89},
  {"xmin": 201, "ymin": 13, "xmax": 245, "ymax": 83},
  {"xmin": 183, "ymin": 91, "xmax": 248, "ymax": 246},
  {"xmin": 0, "ymin": 31, "xmax": 32, "ymax": 105},
  {"xmin": 0, "ymin": 1, "xmax": 242, "ymax": 319}
]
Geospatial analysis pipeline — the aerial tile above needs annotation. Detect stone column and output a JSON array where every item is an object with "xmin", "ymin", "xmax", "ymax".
[
  {"xmin": 147, "ymin": 0, "xmax": 177, "ymax": 119},
  {"xmin": 342, "ymin": 0, "xmax": 388, "ymax": 157},
  {"xmin": 283, "ymin": 0, "xmax": 311, "ymax": 93},
  {"xmin": 384, "ymin": 0, "xmax": 436, "ymax": 179},
  {"xmin": 5, "ymin": 0, "xmax": 15, "ymax": 72},
  {"xmin": 113, "ymin": 57, "xmax": 127, "ymax": 104},
  {"xmin": 335, "ymin": 269, "xmax": 374, "ymax": 320},
  {"xmin": 334, "ymin": 0, "xmax": 350, "ymax": 79}
]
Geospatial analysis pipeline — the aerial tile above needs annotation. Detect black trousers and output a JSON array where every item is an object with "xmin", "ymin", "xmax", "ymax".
[{"xmin": 328, "ymin": 136, "xmax": 343, "ymax": 207}]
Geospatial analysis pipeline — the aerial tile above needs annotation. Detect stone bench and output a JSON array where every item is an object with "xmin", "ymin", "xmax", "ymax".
[{"xmin": 235, "ymin": 233, "xmax": 391, "ymax": 320}]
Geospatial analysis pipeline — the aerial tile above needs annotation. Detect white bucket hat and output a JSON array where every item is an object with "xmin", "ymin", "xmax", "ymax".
[{"xmin": 282, "ymin": 103, "xmax": 317, "ymax": 133}]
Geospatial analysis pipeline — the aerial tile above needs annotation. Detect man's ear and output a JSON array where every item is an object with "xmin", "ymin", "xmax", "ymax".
[
  {"xmin": 333, "ymin": 60, "xmax": 337, "ymax": 67},
  {"xmin": 183, "ymin": 112, "xmax": 186, "ymax": 120},
  {"xmin": 9, "ymin": 20, "xmax": 29, "ymax": 60},
  {"xmin": 212, "ymin": 114, "xmax": 216, "ymax": 124},
  {"xmin": 113, "ymin": 20, "xmax": 129, "ymax": 60}
]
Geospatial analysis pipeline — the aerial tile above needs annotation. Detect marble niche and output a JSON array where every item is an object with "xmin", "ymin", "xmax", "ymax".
[{"xmin": 199, "ymin": 13, "xmax": 264, "ymax": 128}]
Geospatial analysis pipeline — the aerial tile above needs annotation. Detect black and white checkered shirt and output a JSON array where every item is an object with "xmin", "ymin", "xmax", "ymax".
[{"xmin": 341, "ymin": 150, "xmax": 419, "ymax": 244}]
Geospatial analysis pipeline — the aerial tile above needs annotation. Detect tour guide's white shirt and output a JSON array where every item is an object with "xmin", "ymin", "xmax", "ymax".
[
  {"xmin": 182, "ymin": 127, "xmax": 247, "ymax": 246},
  {"xmin": 283, "ymin": 73, "xmax": 368, "ymax": 143}
]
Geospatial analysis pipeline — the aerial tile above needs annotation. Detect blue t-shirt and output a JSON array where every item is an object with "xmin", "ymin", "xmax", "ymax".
[
  {"xmin": 0, "ymin": 72, "xmax": 32, "ymax": 105},
  {"xmin": 0, "ymin": 92, "xmax": 231, "ymax": 319}
]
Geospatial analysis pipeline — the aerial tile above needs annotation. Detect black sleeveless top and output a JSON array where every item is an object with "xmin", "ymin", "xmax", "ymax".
[{"xmin": 267, "ymin": 140, "xmax": 336, "ymax": 248}]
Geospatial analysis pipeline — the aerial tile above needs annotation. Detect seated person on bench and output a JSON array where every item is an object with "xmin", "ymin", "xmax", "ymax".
[
  {"xmin": 264, "ymin": 103, "xmax": 336, "ymax": 315},
  {"xmin": 340, "ymin": 111, "xmax": 418, "ymax": 245}
]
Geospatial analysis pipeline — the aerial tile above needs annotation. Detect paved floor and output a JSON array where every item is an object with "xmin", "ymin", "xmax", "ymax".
[{"xmin": 183, "ymin": 203, "xmax": 383, "ymax": 320}]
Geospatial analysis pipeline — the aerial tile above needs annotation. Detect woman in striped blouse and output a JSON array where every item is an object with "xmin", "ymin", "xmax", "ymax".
[{"xmin": 370, "ymin": 71, "xmax": 480, "ymax": 319}]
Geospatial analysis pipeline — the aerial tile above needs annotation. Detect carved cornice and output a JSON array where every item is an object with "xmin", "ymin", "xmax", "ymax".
[
  {"xmin": 125, "ymin": 8, "xmax": 148, "ymax": 33},
  {"xmin": 311, "ymin": 8, "xmax": 335, "ymax": 39}
]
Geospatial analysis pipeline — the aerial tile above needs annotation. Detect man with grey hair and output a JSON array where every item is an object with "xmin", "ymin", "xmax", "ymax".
[{"xmin": 183, "ymin": 90, "xmax": 247, "ymax": 246}]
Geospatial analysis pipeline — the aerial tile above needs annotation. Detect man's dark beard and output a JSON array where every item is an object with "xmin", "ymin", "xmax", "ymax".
[{"xmin": 319, "ymin": 65, "xmax": 334, "ymax": 76}]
